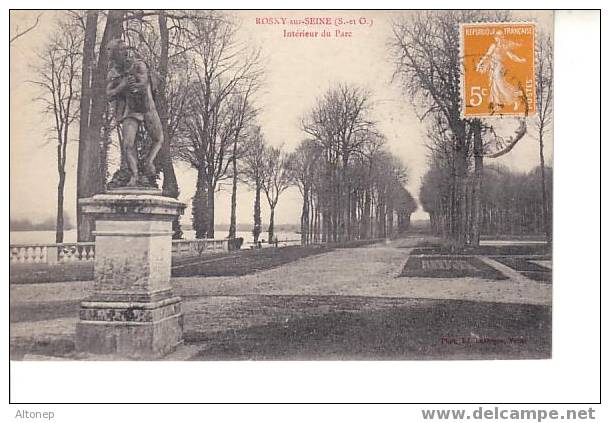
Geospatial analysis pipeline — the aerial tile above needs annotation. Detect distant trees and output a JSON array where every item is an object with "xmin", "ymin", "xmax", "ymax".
[
  {"xmin": 31, "ymin": 17, "xmax": 82, "ymax": 243},
  {"xmin": 421, "ymin": 164, "xmax": 552, "ymax": 236},
  {"xmin": 11, "ymin": 215, "xmax": 75, "ymax": 232},
  {"xmin": 291, "ymin": 84, "xmax": 415, "ymax": 244},
  {"xmin": 391, "ymin": 11, "xmax": 476, "ymax": 248}
]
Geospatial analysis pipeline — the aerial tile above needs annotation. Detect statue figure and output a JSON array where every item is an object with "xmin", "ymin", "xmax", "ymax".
[{"xmin": 106, "ymin": 39, "xmax": 163, "ymax": 188}]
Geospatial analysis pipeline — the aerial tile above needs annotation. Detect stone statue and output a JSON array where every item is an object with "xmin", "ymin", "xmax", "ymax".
[{"xmin": 106, "ymin": 39, "xmax": 163, "ymax": 188}]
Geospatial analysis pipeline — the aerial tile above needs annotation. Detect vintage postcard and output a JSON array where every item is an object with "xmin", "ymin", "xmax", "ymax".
[{"xmin": 10, "ymin": 10, "xmax": 553, "ymax": 362}]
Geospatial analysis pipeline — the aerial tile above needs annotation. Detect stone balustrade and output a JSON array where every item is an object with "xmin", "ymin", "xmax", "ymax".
[{"xmin": 10, "ymin": 239, "xmax": 229, "ymax": 266}]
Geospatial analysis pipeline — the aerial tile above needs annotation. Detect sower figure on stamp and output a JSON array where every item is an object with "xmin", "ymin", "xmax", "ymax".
[
  {"xmin": 475, "ymin": 30, "xmax": 526, "ymax": 113},
  {"xmin": 106, "ymin": 39, "xmax": 163, "ymax": 188}
]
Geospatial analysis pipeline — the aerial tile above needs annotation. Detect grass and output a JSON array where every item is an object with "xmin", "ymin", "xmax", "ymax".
[
  {"xmin": 399, "ymin": 255, "xmax": 508, "ymax": 280},
  {"xmin": 10, "ymin": 300, "xmax": 79, "ymax": 323},
  {"xmin": 10, "ymin": 296, "xmax": 551, "ymax": 360},
  {"xmin": 172, "ymin": 245, "xmax": 333, "ymax": 277},
  {"xmin": 9, "ymin": 262, "xmax": 94, "ymax": 284},
  {"xmin": 187, "ymin": 297, "xmax": 551, "ymax": 360}
]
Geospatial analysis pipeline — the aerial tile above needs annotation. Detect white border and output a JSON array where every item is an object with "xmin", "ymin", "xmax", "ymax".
[{"xmin": 3, "ymin": 5, "xmax": 603, "ymax": 414}]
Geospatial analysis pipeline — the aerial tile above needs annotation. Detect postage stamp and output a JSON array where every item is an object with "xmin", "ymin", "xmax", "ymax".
[{"xmin": 461, "ymin": 22, "xmax": 536, "ymax": 117}]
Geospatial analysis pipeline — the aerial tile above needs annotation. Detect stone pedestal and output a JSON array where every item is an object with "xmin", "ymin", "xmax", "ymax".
[{"xmin": 76, "ymin": 190, "xmax": 186, "ymax": 359}]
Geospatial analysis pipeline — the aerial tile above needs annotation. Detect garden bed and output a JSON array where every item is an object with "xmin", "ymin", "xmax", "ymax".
[
  {"xmin": 493, "ymin": 257, "xmax": 552, "ymax": 282},
  {"xmin": 399, "ymin": 255, "xmax": 508, "ymax": 280},
  {"xmin": 410, "ymin": 242, "xmax": 550, "ymax": 257}
]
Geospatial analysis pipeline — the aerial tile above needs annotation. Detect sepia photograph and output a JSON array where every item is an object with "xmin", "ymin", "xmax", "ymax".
[{"xmin": 9, "ymin": 9, "xmax": 554, "ymax": 363}]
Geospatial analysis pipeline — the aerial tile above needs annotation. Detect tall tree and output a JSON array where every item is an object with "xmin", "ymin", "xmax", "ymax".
[
  {"xmin": 228, "ymin": 80, "xmax": 259, "ymax": 239},
  {"xmin": 76, "ymin": 10, "xmax": 124, "ymax": 241},
  {"xmin": 31, "ymin": 17, "xmax": 82, "ymax": 243},
  {"xmin": 75, "ymin": 10, "xmax": 99, "ymax": 241},
  {"xmin": 287, "ymin": 139, "xmax": 321, "ymax": 245},
  {"xmin": 155, "ymin": 10, "xmax": 182, "ymax": 237},
  {"xmin": 391, "ymin": 10, "xmax": 522, "ymax": 248},
  {"xmin": 240, "ymin": 126, "xmax": 266, "ymax": 242},
  {"xmin": 391, "ymin": 11, "xmax": 476, "ymax": 247},
  {"xmin": 302, "ymin": 83, "xmax": 377, "ymax": 242},
  {"xmin": 260, "ymin": 145, "xmax": 292, "ymax": 244},
  {"xmin": 534, "ymin": 32, "xmax": 554, "ymax": 244},
  {"xmin": 173, "ymin": 12, "xmax": 261, "ymax": 238}
]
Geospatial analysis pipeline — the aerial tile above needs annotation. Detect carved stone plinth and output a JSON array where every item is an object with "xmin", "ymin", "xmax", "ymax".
[{"xmin": 76, "ymin": 190, "xmax": 186, "ymax": 359}]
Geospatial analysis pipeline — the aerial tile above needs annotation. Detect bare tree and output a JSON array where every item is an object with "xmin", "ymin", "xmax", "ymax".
[
  {"xmin": 173, "ymin": 11, "xmax": 261, "ymax": 238},
  {"xmin": 302, "ymin": 83, "xmax": 377, "ymax": 242},
  {"xmin": 391, "ymin": 11, "xmax": 471, "ymax": 247},
  {"xmin": 391, "ymin": 10, "xmax": 519, "ymax": 248},
  {"xmin": 228, "ymin": 78, "xmax": 260, "ymax": 240},
  {"xmin": 76, "ymin": 10, "xmax": 124, "ymax": 241},
  {"xmin": 260, "ymin": 145, "xmax": 292, "ymax": 244},
  {"xmin": 240, "ymin": 125, "xmax": 266, "ymax": 242},
  {"xmin": 287, "ymin": 139, "xmax": 322, "ymax": 245},
  {"xmin": 30, "ymin": 17, "xmax": 82, "ymax": 243},
  {"xmin": 534, "ymin": 31, "xmax": 553, "ymax": 244}
]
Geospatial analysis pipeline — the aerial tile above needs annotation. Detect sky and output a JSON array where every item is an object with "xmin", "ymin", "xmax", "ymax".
[{"xmin": 9, "ymin": 10, "xmax": 553, "ymax": 229}]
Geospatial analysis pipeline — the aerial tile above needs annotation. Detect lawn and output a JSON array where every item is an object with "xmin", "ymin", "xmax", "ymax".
[
  {"xmin": 187, "ymin": 297, "xmax": 551, "ymax": 360},
  {"xmin": 9, "ymin": 262, "xmax": 94, "ymax": 284},
  {"xmin": 10, "ymin": 296, "xmax": 551, "ymax": 360},
  {"xmin": 172, "ymin": 245, "xmax": 333, "ymax": 277}
]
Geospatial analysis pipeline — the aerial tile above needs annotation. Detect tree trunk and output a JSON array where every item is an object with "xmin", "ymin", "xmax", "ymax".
[
  {"xmin": 156, "ymin": 10, "xmax": 182, "ymax": 238},
  {"xmin": 471, "ymin": 120, "xmax": 483, "ymax": 247},
  {"xmin": 192, "ymin": 169, "xmax": 208, "ymax": 239},
  {"xmin": 229, "ymin": 155, "xmax": 238, "ymax": 239},
  {"xmin": 363, "ymin": 188, "xmax": 371, "ymax": 239},
  {"xmin": 538, "ymin": 129, "xmax": 550, "ymax": 244},
  {"xmin": 206, "ymin": 180, "xmax": 215, "ymax": 238},
  {"xmin": 76, "ymin": 11, "xmax": 99, "ymax": 242},
  {"xmin": 322, "ymin": 210, "xmax": 329, "ymax": 243},
  {"xmin": 301, "ymin": 186, "xmax": 309, "ymax": 245},
  {"xmin": 454, "ymin": 141, "xmax": 469, "ymax": 249},
  {"xmin": 268, "ymin": 206, "xmax": 275, "ymax": 244},
  {"xmin": 341, "ymin": 158, "xmax": 349, "ymax": 241},
  {"xmin": 229, "ymin": 158, "xmax": 237, "ymax": 239},
  {"xmin": 253, "ymin": 179, "xmax": 261, "ymax": 242},
  {"xmin": 55, "ymin": 171, "xmax": 66, "ymax": 244},
  {"xmin": 77, "ymin": 10, "xmax": 124, "ymax": 241}
]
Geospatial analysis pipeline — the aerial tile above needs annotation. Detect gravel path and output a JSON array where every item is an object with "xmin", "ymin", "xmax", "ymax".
[{"xmin": 172, "ymin": 238, "xmax": 551, "ymax": 306}]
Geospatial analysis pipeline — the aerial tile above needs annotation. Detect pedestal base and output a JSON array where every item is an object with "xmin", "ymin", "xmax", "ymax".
[
  {"xmin": 76, "ymin": 297, "xmax": 183, "ymax": 359},
  {"xmin": 76, "ymin": 193, "xmax": 186, "ymax": 359}
]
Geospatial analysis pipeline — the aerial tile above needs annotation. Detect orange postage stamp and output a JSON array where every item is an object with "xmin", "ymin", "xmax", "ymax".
[{"xmin": 461, "ymin": 22, "xmax": 536, "ymax": 117}]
